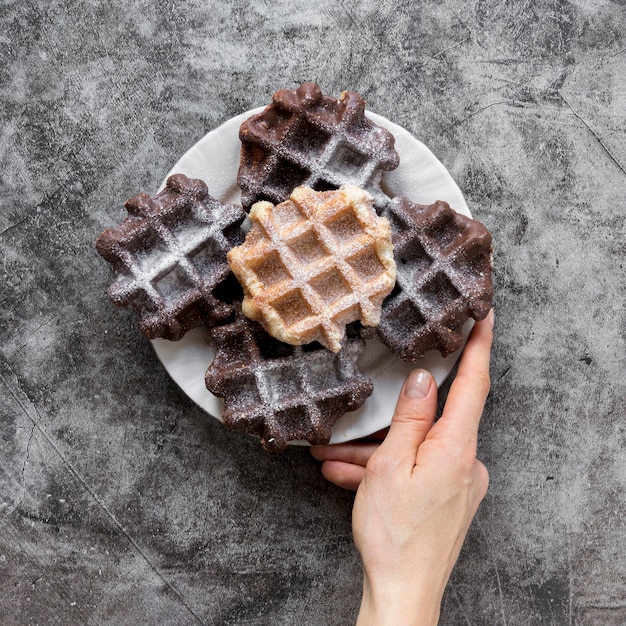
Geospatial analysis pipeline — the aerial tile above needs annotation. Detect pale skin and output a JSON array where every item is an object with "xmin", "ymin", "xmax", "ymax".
[{"xmin": 310, "ymin": 310, "xmax": 494, "ymax": 625}]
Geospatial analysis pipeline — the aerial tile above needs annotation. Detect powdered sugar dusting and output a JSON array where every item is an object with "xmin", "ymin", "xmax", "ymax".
[{"xmin": 228, "ymin": 185, "xmax": 396, "ymax": 352}]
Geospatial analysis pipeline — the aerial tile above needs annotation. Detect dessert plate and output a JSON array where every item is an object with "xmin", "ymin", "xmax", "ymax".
[{"xmin": 151, "ymin": 108, "xmax": 473, "ymax": 445}]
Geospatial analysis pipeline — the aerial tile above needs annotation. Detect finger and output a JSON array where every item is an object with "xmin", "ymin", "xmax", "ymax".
[
  {"xmin": 309, "ymin": 441, "xmax": 380, "ymax": 467},
  {"xmin": 376, "ymin": 368, "xmax": 437, "ymax": 465},
  {"xmin": 434, "ymin": 311, "xmax": 494, "ymax": 451},
  {"xmin": 320, "ymin": 460, "xmax": 365, "ymax": 491},
  {"xmin": 456, "ymin": 310, "xmax": 494, "ymax": 381}
]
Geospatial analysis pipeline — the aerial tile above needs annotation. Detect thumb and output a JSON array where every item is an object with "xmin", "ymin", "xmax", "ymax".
[{"xmin": 377, "ymin": 369, "xmax": 438, "ymax": 466}]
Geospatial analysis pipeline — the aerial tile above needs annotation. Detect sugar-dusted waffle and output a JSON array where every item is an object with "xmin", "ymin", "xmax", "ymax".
[
  {"xmin": 205, "ymin": 313, "xmax": 373, "ymax": 451},
  {"xmin": 374, "ymin": 196, "xmax": 493, "ymax": 360},
  {"xmin": 227, "ymin": 185, "xmax": 396, "ymax": 353},
  {"xmin": 238, "ymin": 82, "xmax": 399, "ymax": 212},
  {"xmin": 96, "ymin": 174, "xmax": 245, "ymax": 340}
]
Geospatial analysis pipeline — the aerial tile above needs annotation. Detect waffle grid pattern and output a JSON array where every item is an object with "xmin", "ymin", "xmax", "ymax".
[
  {"xmin": 238, "ymin": 82, "xmax": 399, "ymax": 211},
  {"xmin": 96, "ymin": 174, "xmax": 245, "ymax": 340},
  {"xmin": 205, "ymin": 315, "xmax": 373, "ymax": 451},
  {"xmin": 376, "ymin": 197, "xmax": 493, "ymax": 361},
  {"xmin": 228, "ymin": 186, "xmax": 396, "ymax": 352}
]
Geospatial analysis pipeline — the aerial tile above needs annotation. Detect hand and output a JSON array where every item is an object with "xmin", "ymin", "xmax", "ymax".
[{"xmin": 311, "ymin": 311, "xmax": 494, "ymax": 625}]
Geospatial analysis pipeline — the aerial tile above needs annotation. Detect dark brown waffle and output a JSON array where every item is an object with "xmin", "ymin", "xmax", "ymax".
[
  {"xmin": 96, "ymin": 174, "xmax": 245, "ymax": 340},
  {"xmin": 374, "ymin": 197, "xmax": 493, "ymax": 361},
  {"xmin": 205, "ymin": 314, "xmax": 373, "ymax": 451},
  {"xmin": 237, "ymin": 82, "xmax": 399, "ymax": 212}
]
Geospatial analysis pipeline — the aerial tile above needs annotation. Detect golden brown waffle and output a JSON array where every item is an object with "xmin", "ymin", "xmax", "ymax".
[
  {"xmin": 237, "ymin": 82, "xmax": 399, "ymax": 212},
  {"xmin": 205, "ymin": 313, "xmax": 373, "ymax": 451},
  {"xmin": 96, "ymin": 174, "xmax": 245, "ymax": 340},
  {"xmin": 373, "ymin": 196, "xmax": 493, "ymax": 360},
  {"xmin": 227, "ymin": 185, "xmax": 396, "ymax": 353}
]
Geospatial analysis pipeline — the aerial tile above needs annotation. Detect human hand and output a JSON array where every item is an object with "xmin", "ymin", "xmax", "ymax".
[{"xmin": 311, "ymin": 311, "xmax": 494, "ymax": 625}]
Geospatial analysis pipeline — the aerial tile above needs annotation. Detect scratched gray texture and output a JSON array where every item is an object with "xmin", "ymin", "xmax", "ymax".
[{"xmin": 1, "ymin": 0, "xmax": 625, "ymax": 624}]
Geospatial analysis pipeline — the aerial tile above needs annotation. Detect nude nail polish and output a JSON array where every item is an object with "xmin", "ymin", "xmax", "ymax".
[{"xmin": 403, "ymin": 369, "xmax": 431, "ymax": 399}]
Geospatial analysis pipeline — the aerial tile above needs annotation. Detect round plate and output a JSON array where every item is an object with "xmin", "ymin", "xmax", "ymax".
[{"xmin": 151, "ymin": 108, "xmax": 473, "ymax": 445}]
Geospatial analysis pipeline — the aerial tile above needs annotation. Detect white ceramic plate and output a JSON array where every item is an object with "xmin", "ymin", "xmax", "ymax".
[{"xmin": 151, "ymin": 108, "xmax": 473, "ymax": 445}]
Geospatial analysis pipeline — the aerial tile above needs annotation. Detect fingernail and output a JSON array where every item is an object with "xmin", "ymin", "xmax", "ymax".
[
  {"xmin": 403, "ymin": 369, "xmax": 432, "ymax": 399},
  {"xmin": 487, "ymin": 309, "xmax": 495, "ymax": 328}
]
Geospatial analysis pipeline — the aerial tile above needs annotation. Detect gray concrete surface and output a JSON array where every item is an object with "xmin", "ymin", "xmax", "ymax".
[{"xmin": 2, "ymin": 1, "xmax": 625, "ymax": 624}]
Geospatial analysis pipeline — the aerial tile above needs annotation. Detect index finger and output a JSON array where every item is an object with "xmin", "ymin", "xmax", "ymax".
[{"xmin": 429, "ymin": 310, "xmax": 494, "ymax": 452}]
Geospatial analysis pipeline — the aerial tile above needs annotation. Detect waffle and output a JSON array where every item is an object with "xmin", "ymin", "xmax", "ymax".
[
  {"xmin": 237, "ymin": 82, "xmax": 399, "ymax": 212},
  {"xmin": 205, "ymin": 314, "xmax": 373, "ymax": 451},
  {"xmin": 373, "ymin": 196, "xmax": 493, "ymax": 361},
  {"xmin": 96, "ymin": 173, "xmax": 246, "ymax": 340},
  {"xmin": 227, "ymin": 185, "xmax": 396, "ymax": 353}
]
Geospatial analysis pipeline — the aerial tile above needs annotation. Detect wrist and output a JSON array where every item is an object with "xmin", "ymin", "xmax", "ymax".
[{"xmin": 356, "ymin": 575, "xmax": 443, "ymax": 626}]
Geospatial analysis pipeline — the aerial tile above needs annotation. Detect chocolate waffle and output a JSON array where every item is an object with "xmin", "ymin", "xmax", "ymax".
[
  {"xmin": 96, "ymin": 174, "xmax": 245, "ymax": 340},
  {"xmin": 237, "ymin": 82, "xmax": 399, "ymax": 212},
  {"xmin": 227, "ymin": 185, "xmax": 396, "ymax": 353},
  {"xmin": 374, "ymin": 197, "xmax": 493, "ymax": 361},
  {"xmin": 205, "ymin": 314, "xmax": 373, "ymax": 451}
]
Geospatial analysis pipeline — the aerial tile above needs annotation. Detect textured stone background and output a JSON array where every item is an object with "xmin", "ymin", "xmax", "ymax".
[{"xmin": 2, "ymin": 1, "xmax": 625, "ymax": 624}]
